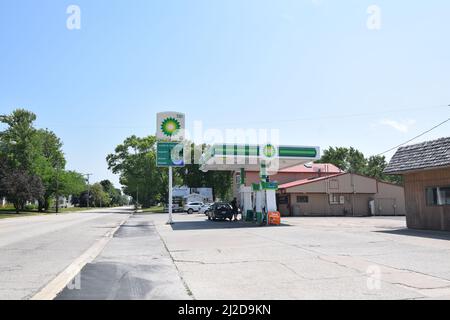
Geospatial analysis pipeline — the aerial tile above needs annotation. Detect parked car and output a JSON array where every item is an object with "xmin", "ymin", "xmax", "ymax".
[
  {"xmin": 199, "ymin": 203, "xmax": 213, "ymax": 215},
  {"xmin": 208, "ymin": 202, "xmax": 233, "ymax": 221},
  {"xmin": 163, "ymin": 204, "xmax": 184, "ymax": 213},
  {"xmin": 184, "ymin": 202, "xmax": 204, "ymax": 214}
]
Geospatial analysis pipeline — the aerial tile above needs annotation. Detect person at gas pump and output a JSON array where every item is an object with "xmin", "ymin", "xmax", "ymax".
[{"xmin": 231, "ymin": 198, "xmax": 239, "ymax": 222}]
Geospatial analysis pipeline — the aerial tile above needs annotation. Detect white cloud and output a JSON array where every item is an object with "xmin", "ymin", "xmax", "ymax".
[{"xmin": 379, "ymin": 119, "xmax": 416, "ymax": 133}]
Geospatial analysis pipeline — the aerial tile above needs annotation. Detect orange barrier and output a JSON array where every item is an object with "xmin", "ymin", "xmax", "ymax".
[{"xmin": 268, "ymin": 211, "xmax": 281, "ymax": 226}]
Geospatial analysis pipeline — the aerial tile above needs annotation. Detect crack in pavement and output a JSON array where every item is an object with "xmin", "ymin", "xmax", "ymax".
[
  {"xmin": 153, "ymin": 224, "xmax": 195, "ymax": 300},
  {"xmin": 242, "ymin": 229, "xmax": 450, "ymax": 298}
]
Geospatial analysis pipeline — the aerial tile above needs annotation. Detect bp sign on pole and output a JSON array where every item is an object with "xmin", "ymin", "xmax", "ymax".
[
  {"xmin": 156, "ymin": 112, "xmax": 185, "ymax": 225},
  {"xmin": 156, "ymin": 112, "xmax": 185, "ymax": 141}
]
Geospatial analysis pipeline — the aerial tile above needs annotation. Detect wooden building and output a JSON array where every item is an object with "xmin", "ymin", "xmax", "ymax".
[
  {"xmin": 385, "ymin": 137, "xmax": 450, "ymax": 231},
  {"xmin": 277, "ymin": 173, "xmax": 405, "ymax": 217}
]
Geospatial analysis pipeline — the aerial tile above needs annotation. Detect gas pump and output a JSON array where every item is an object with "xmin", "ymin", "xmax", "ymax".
[
  {"xmin": 240, "ymin": 185, "xmax": 253, "ymax": 221},
  {"xmin": 262, "ymin": 182, "xmax": 281, "ymax": 225},
  {"xmin": 254, "ymin": 186, "xmax": 264, "ymax": 224}
]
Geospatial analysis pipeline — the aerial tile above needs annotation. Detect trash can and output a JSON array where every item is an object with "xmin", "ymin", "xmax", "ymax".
[
  {"xmin": 256, "ymin": 211, "xmax": 263, "ymax": 224},
  {"xmin": 268, "ymin": 211, "xmax": 281, "ymax": 225}
]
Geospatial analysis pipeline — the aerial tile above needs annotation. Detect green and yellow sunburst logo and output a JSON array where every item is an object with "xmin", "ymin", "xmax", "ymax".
[
  {"xmin": 161, "ymin": 117, "xmax": 181, "ymax": 137},
  {"xmin": 263, "ymin": 144, "xmax": 276, "ymax": 158}
]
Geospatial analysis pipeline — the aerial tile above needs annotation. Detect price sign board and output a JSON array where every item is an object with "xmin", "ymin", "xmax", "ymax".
[{"xmin": 157, "ymin": 142, "xmax": 185, "ymax": 167}]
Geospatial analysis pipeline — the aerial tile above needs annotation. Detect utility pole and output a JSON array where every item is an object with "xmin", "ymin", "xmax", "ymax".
[
  {"xmin": 55, "ymin": 160, "xmax": 63, "ymax": 215},
  {"xmin": 136, "ymin": 185, "xmax": 139, "ymax": 208},
  {"xmin": 83, "ymin": 173, "xmax": 93, "ymax": 208},
  {"xmin": 55, "ymin": 166, "xmax": 60, "ymax": 214}
]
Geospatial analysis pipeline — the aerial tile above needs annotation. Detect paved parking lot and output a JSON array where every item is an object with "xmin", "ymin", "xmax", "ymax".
[{"xmin": 153, "ymin": 213, "xmax": 450, "ymax": 300}]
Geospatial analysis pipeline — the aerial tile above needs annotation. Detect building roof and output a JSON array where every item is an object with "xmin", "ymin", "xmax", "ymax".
[
  {"xmin": 247, "ymin": 163, "xmax": 342, "ymax": 174},
  {"xmin": 278, "ymin": 173, "xmax": 346, "ymax": 189},
  {"xmin": 279, "ymin": 163, "xmax": 342, "ymax": 174},
  {"xmin": 183, "ymin": 193, "xmax": 203, "ymax": 199},
  {"xmin": 384, "ymin": 137, "xmax": 450, "ymax": 174}
]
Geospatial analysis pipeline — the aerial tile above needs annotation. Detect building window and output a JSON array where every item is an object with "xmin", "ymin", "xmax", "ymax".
[
  {"xmin": 329, "ymin": 194, "xmax": 345, "ymax": 205},
  {"xmin": 296, "ymin": 196, "xmax": 309, "ymax": 203},
  {"xmin": 426, "ymin": 186, "xmax": 450, "ymax": 206}
]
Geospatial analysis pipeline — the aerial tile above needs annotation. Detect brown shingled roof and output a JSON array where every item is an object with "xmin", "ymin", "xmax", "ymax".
[{"xmin": 384, "ymin": 137, "xmax": 450, "ymax": 174}]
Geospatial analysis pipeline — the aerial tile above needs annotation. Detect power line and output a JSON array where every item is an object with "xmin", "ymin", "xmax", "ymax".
[
  {"xmin": 207, "ymin": 104, "xmax": 449, "ymax": 127},
  {"xmin": 37, "ymin": 104, "xmax": 449, "ymax": 129},
  {"xmin": 377, "ymin": 117, "xmax": 450, "ymax": 156}
]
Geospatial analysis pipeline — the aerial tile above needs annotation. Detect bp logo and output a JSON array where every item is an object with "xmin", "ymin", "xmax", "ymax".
[
  {"xmin": 263, "ymin": 144, "xmax": 277, "ymax": 158},
  {"xmin": 161, "ymin": 117, "xmax": 181, "ymax": 137}
]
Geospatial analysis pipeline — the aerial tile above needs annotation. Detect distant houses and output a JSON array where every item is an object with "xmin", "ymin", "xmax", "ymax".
[
  {"xmin": 385, "ymin": 137, "xmax": 450, "ymax": 231},
  {"xmin": 173, "ymin": 186, "xmax": 214, "ymax": 204},
  {"xmin": 55, "ymin": 196, "xmax": 75, "ymax": 209}
]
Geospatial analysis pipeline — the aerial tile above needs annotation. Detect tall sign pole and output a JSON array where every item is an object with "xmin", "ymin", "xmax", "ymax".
[
  {"xmin": 156, "ymin": 112, "xmax": 185, "ymax": 225},
  {"xmin": 168, "ymin": 166, "xmax": 173, "ymax": 224}
]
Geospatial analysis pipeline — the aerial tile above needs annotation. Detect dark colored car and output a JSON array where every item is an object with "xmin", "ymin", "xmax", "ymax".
[{"xmin": 207, "ymin": 202, "xmax": 233, "ymax": 221}]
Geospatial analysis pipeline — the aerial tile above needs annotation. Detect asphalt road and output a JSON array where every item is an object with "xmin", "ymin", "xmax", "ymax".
[
  {"xmin": 56, "ymin": 214, "xmax": 190, "ymax": 300},
  {"xmin": 2, "ymin": 209, "xmax": 450, "ymax": 300},
  {"xmin": 0, "ymin": 207, "xmax": 131, "ymax": 300}
]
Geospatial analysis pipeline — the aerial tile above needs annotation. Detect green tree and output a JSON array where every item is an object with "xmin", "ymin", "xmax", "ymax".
[
  {"xmin": 100, "ymin": 180, "xmax": 122, "ymax": 206},
  {"xmin": 364, "ymin": 155, "xmax": 388, "ymax": 180},
  {"xmin": 347, "ymin": 147, "xmax": 367, "ymax": 174},
  {"xmin": 60, "ymin": 171, "xmax": 87, "ymax": 198},
  {"xmin": 317, "ymin": 147, "xmax": 402, "ymax": 185},
  {"xmin": 32, "ymin": 129, "xmax": 66, "ymax": 211},
  {"xmin": 90, "ymin": 183, "xmax": 110, "ymax": 207},
  {"xmin": 0, "ymin": 167, "xmax": 44, "ymax": 213},
  {"xmin": 317, "ymin": 147, "xmax": 366, "ymax": 174},
  {"xmin": 107, "ymin": 135, "xmax": 168, "ymax": 207},
  {"xmin": 0, "ymin": 109, "xmax": 38, "ymax": 170},
  {"xmin": 1, "ymin": 109, "xmax": 89, "ymax": 212},
  {"xmin": 364, "ymin": 155, "xmax": 403, "ymax": 184}
]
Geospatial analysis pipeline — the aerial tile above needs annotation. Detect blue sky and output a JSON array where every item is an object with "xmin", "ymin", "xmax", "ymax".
[{"xmin": 1, "ymin": 0, "xmax": 450, "ymax": 187}]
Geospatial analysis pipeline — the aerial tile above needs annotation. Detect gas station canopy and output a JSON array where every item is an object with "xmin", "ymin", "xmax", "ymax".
[{"xmin": 200, "ymin": 144, "xmax": 321, "ymax": 172}]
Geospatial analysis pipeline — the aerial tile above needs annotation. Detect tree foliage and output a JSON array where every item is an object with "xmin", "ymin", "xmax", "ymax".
[
  {"xmin": 0, "ymin": 109, "xmax": 38, "ymax": 170},
  {"xmin": 32, "ymin": 129, "xmax": 67, "ymax": 211},
  {"xmin": 90, "ymin": 183, "xmax": 111, "ymax": 207},
  {"xmin": 317, "ymin": 147, "xmax": 402, "ymax": 184},
  {"xmin": 0, "ymin": 165, "xmax": 44, "ymax": 213},
  {"xmin": 107, "ymin": 135, "xmax": 167, "ymax": 207},
  {"xmin": 0, "ymin": 109, "xmax": 120, "ymax": 213},
  {"xmin": 100, "ymin": 180, "xmax": 128, "ymax": 206}
]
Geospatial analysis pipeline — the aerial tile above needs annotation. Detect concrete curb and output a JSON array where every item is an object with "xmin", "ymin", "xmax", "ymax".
[{"xmin": 30, "ymin": 215, "xmax": 131, "ymax": 300}]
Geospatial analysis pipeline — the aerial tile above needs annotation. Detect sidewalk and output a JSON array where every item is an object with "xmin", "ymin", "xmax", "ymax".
[{"xmin": 56, "ymin": 214, "xmax": 191, "ymax": 300}]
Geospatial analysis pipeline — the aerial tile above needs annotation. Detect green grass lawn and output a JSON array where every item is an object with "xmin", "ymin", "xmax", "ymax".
[
  {"xmin": 0, "ymin": 206, "xmax": 93, "ymax": 220},
  {"xmin": 141, "ymin": 206, "xmax": 166, "ymax": 214},
  {"xmin": 0, "ymin": 210, "xmax": 45, "ymax": 219},
  {"xmin": 58, "ymin": 207, "xmax": 92, "ymax": 213}
]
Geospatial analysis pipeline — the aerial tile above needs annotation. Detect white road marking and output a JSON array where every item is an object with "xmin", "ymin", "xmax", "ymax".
[{"xmin": 31, "ymin": 215, "xmax": 131, "ymax": 300}]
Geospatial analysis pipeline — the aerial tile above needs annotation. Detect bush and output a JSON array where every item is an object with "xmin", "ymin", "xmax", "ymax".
[{"xmin": 24, "ymin": 204, "xmax": 38, "ymax": 211}]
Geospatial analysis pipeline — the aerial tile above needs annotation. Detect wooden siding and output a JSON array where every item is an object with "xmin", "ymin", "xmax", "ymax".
[{"xmin": 403, "ymin": 167, "xmax": 450, "ymax": 231}]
